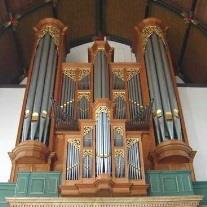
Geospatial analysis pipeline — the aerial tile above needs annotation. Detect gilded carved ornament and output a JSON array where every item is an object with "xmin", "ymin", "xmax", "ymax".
[
  {"xmin": 126, "ymin": 138, "xmax": 139, "ymax": 147},
  {"xmin": 68, "ymin": 139, "xmax": 80, "ymax": 149},
  {"xmin": 83, "ymin": 126, "xmax": 93, "ymax": 136},
  {"xmin": 114, "ymin": 149, "xmax": 124, "ymax": 157},
  {"xmin": 113, "ymin": 91, "xmax": 126, "ymax": 100},
  {"xmin": 126, "ymin": 69, "xmax": 139, "ymax": 81},
  {"xmin": 83, "ymin": 149, "xmax": 93, "ymax": 156},
  {"xmin": 78, "ymin": 92, "xmax": 91, "ymax": 101},
  {"xmin": 63, "ymin": 68, "xmax": 90, "ymax": 81},
  {"xmin": 37, "ymin": 25, "xmax": 61, "ymax": 46},
  {"xmin": 113, "ymin": 70, "xmax": 125, "ymax": 81},
  {"xmin": 63, "ymin": 68, "xmax": 76, "ymax": 81},
  {"xmin": 114, "ymin": 126, "xmax": 124, "ymax": 136},
  {"xmin": 95, "ymin": 106, "xmax": 110, "ymax": 120},
  {"xmin": 142, "ymin": 25, "xmax": 166, "ymax": 50}
]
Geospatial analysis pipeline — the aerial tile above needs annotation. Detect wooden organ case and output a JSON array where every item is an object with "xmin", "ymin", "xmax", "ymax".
[{"xmin": 9, "ymin": 17, "xmax": 195, "ymax": 197}]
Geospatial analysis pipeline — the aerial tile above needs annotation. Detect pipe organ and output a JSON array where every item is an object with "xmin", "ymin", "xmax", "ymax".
[{"xmin": 10, "ymin": 17, "xmax": 195, "ymax": 197}]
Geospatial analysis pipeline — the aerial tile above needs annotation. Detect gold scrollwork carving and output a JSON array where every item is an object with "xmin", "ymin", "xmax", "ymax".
[
  {"xmin": 83, "ymin": 149, "xmax": 93, "ymax": 156},
  {"xmin": 68, "ymin": 139, "xmax": 80, "ymax": 149},
  {"xmin": 78, "ymin": 69, "xmax": 90, "ymax": 81},
  {"xmin": 126, "ymin": 138, "xmax": 139, "ymax": 147},
  {"xmin": 113, "ymin": 70, "xmax": 125, "ymax": 81},
  {"xmin": 126, "ymin": 69, "xmax": 139, "ymax": 81},
  {"xmin": 114, "ymin": 126, "xmax": 124, "ymax": 136},
  {"xmin": 63, "ymin": 68, "xmax": 76, "ymax": 81},
  {"xmin": 78, "ymin": 92, "xmax": 91, "ymax": 101},
  {"xmin": 95, "ymin": 106, "xmax": 110, "ymax": 120},
  {"xmin": 114, "ymin": 149, "xmax": 124, "ymax": 157},
  {"xmin": 37, "ymin": 25, "xmax": 61, "ymax": 46},
  {"xmin": 83, "ymin": 126, "xmax": 93, "ymax": 136},
  {"xmin": 142, "ymin": 25, "xmax": 166, "ymax": 50},
  {"xmin": 113, "ymin": 91, "xmax": 126, "ymax": 100}
]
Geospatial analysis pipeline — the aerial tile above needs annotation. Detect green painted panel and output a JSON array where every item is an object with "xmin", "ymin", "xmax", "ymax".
[
  {"xmin": 0, "ymin": 183, "xmax": 15, "ymax": 207},
  {"xmin": 193, "ymin": 181, "xmax": 207, "ymax": 205},
  {"xmin": 146, "ymin": 170, "xmax": 194, "ymax": 196},
  {"xmin": 15, "ymin": 172, "xmax": 61, "ymax": 197}
]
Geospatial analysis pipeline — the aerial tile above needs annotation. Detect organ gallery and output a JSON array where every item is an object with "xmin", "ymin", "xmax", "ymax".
[{"xmin": 6, "ymin": 17, "xmax": 203, "ymax": 206}]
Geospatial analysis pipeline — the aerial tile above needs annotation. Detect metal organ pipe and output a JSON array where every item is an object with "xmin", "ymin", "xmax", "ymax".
[
  {"xmin": 22, "ymin": 38, "xmax": 44, "ymax": 141},
  {"xmin": 42, "ymin": 51, "xmax": 57, "ymax": 144},
  {"xmin": 31, "ymin": 34, "xmax": 51, "ymax": 140},
  {"xmin": 151, "ymin": 34, "xmax": 174, "ymax": 139},
  {"xmin": 158, "ymin": 38, "xmax": 182, "ymax": 140},
  {"xmin": 145, "ymin": 39, "xmax": 166, "ymax": 143},
  {"xmin": 145, "ymin": 33, "xmax": 183, "ymax": 143},
  {"xmin": 94, "ymin": 51, "xmax": 109, "ymax": 99},
  {"xmin": 21, "ymin": 33, "xmax": 58, "ymax": 143}
]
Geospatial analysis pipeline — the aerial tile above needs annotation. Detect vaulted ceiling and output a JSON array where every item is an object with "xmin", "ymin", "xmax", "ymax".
[{"xmin": 0, "ymin": 0, "xmax": 207, "ymax": 84}]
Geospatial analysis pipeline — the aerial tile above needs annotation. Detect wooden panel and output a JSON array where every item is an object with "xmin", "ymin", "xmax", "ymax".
[
  {"xmin": 181, "ymin": 25, "xmax": 207, "ymax": 83},
  {"xmin": 106, "ymin": 0, "xmax": 148, "ymax": 41},
  {"xmin": 15, "ymin": 4, "xmax": 53, "ymax": 68},
  {"xmin": 0, "ymin": 30, "xmax": 21, "ymax": 83},
  {"xmin": 0, "ymin": 0, "xmax": 8, "ymax": 24},
  {"xmin": 149, "ymin": 3, "xmax": 188, "ymax": 70},
  {"xmin": 7, "ymin": 0, "xmax": 44, "ymax": 14},
  {"xmin": 15, "ymin": 172, "xmax": 61, "ymax": 197},
  {"xmin": 146, "ymin": 170, "xmax": 194, "ymax": 196},
  {"xmin": 163, "ymin": 0, "xmax": 193, "ymax": 11},
  {"xmin": 193, "ymin": 181, "xmax": 207, "ymax": 205},
  {"xmin": 194, "ymin": 0, "xmax": 207, "ymax": 25},
  {"xmin": 57, "ymin": 0, "xmax": 96, "ymax": 41}
]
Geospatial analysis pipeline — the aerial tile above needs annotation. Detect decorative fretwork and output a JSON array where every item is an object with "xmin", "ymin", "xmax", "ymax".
[
  {"xmin": 68, "ymin": 139, "xmax": 80, "ymax": 149},
  {"xmin": 112, "ymin": 91, "xmax": 126, "ymax": 100},
  {"xmin": 63, "ymin": 68, "xmax": 76, "ymax": 80},
  {"xmin": 126, "ymin": 69, "xmax": 139, "ymax": 81},
  {"xmin": 37, "ymin": 25, "xmax": 61, "ymax": 46},
  {"xmin": 95, "ymin": 106, "xmax": 110, "ymax": 120},
  {"xmin": 113, "ymin": 70, "xmax": 125, "ymax": 81},
  {"xmin": 142, "ymin": 25, "xmax": 166, "ymax": 50},
  {"xmin": 126, "ymin": 138, "xmax": 139, "ymax": 148},
  {"xmin": 114, "ymin": 126, "xmax": 124, "ymax": 136},
  {"xmin": 83, "ymin": 149, "xmax": 93, "ymax": 156},
  {"xmin": 83, "ymin": 126, "xmax": 93, "ymax": 136},
  {"xmin": 62, "ymin": 63, "xmax": 92, "ymax": 81},
  {"xmin": 114, "ymin": 149, "xmax": 124, "ymax": 157},
  {"xmin": 77, "ymin": 91, "xmax": 91, "ymax": 101}
]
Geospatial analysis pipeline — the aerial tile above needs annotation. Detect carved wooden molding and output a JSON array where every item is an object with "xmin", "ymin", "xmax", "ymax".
[
  {"xmin": 62, "ymin": 63, "xmax": 92, "ymax": 81},
  {"xmin": 88, "ymin": 40, "xmax": 114, "ymax": 63},
  {"xmin": 150, "ymin": 140, "xmax": 196, "ymax": 164},
  {"xmin": 34, "ymin": 18, "xmax": 67, "ymax": 47},
  {"xmin": 6, "ymin": 195, "xmax": 203, "ymax": 207}
]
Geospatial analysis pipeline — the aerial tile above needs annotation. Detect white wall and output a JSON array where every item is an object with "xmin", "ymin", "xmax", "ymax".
[
  {"xmin": 178, "ymin": 87, "xmax": 207, "ymax": 181},
  {"xmin": 66, "ymin": 41, "xmax": 136, "ymax": 62},
  {"xmin": 0, "ymin": 88, "xmax": 25, "ymax": 182}
]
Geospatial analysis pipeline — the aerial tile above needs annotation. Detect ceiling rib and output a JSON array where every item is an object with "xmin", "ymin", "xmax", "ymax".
[
  {"xmin": 3, "ymin": 0, "xmax": 25, "ymax": 83},
  {"xmin": 95, "ymin": 0, "xmax": 106, "ymax": 37},
  {"xmin": 178, "ymin": 0, "xmax": 197, "ymax": 75}
]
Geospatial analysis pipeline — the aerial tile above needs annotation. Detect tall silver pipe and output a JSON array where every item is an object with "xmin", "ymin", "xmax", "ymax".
[
  {"xmin": 30, "ymin": 34, "xmax": 51, "ymax": 139},
  {"xmin": 158, "ymin": 38, "xmax": 182, "ymax": 140},
  {"xmin": 151, "ymin": 34, "xmax": 174, "ymax": 139},
  {"xmin": 145, "ymin": 39, "xmax": 166, "ymax": 142},
  {"xmin": 39, "ymin": 40, "xmax": 56, "ymax": 141},
  {"xmin": 42, "ymin": 50, "xmax": 57, "ymax": 144},
  {"xmin": 22, "ymin": 38, "xmax": 44, "ymax": 141}
]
